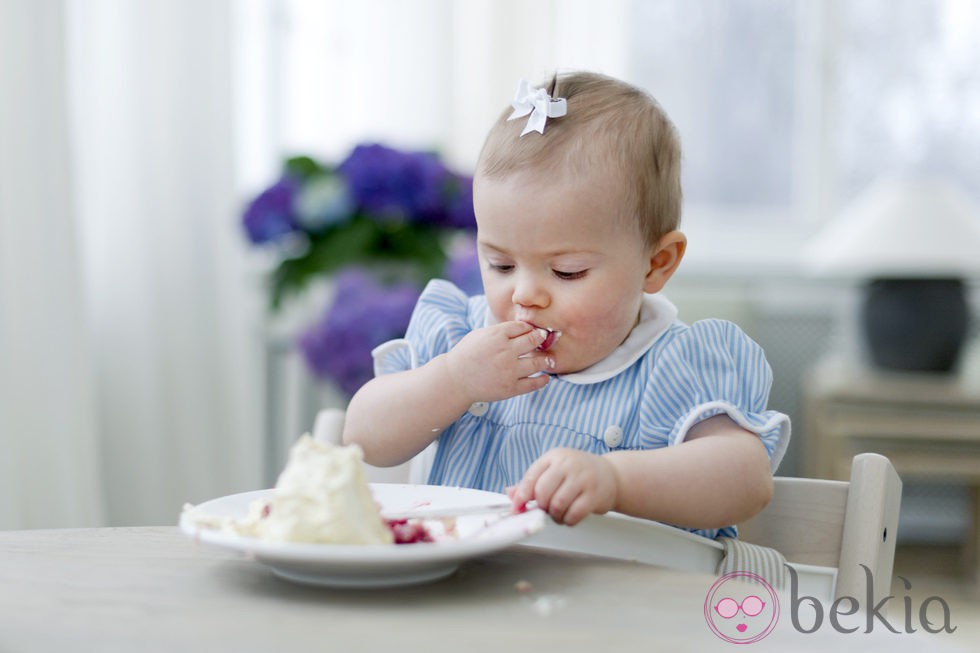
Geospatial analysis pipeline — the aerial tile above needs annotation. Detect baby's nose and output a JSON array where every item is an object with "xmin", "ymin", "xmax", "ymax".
[{"xmin": 511, "ymin": 274, "xmax": 549, "ymax": 308}]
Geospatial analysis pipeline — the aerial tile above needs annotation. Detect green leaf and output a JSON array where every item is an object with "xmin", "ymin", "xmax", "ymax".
[
  {"xmin": 308, "ymin": 218, "xmax": 380, "ymax": 271},
  {"xmin": 266, "ymin": 216, "xmax": 453, "ymax": 311},
  {"xmin": 284, "ymin": 156, "xmax": 326, "ymax": 180}
]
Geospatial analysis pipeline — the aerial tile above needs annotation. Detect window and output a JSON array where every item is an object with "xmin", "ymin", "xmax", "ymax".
[
  {"xmin": 838, "ymin": 0, "xmax": 980, "ymax": 199},
  {"xmin": 630, "ymin": 0, "xmax": 980, "ymax": 215},
  {"xmin": 630, "ymin": 0, "xmax": 799, "ymax": 209}
]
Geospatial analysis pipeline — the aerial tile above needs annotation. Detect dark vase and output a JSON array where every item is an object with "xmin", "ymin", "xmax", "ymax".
[{"xmin": 861, "ymin": 278, "xmax": 969, "ymax": 372}]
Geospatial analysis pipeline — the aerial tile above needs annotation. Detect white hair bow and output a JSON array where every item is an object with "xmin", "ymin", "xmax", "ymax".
[{"xmin": 507, "ymin": 79, "xmax": 567, "ymax": 137}]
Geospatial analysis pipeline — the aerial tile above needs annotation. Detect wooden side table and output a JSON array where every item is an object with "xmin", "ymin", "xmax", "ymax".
[{"xmin": 804, "ymin": 357, "xmax": 980, "ymax": 578}]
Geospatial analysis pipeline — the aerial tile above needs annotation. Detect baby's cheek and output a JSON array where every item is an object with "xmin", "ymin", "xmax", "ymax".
[
  {"xmin": 486, "ymin": 293, "xmax": 513, "ymax": 324},
  {"xmin": 572, "ymin": 301, "xmax": 632, "ymax": 342}
]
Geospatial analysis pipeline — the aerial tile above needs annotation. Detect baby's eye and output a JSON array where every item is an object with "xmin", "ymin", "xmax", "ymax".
[
  {"xmin": 553, "ymin": 269, "xmax": 587, "ymax": 280},
  {"xmin": 489, "ymin": 263, "xmax": 514, "ymax": 273}
]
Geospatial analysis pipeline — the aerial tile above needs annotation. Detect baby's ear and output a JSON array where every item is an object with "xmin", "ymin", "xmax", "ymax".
[{"xmin": 643, "ymin": 231, "xmax": 686, "ymax": 294}]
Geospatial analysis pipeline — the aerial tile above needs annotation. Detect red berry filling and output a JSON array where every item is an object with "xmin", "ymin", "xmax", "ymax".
[
  {"xmin": 533, "ymin": 325, "xmax": 564, "ymax": 352},
  {"xmin": 386, "ymin": 519, "xmax": 435, "ymax": 544}
]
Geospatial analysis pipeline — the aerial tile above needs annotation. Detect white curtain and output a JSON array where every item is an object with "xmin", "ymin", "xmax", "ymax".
[
  {"xmin": 66, "ymin": 0, "xmax": 264, "ymax": 526},
  {"xmin": 0, "ymin": 0, "xmax": 263, "ymax": 529},
  {"xmin": 0, "ymin": 0, "xmax": 104, "ymax": 529}
]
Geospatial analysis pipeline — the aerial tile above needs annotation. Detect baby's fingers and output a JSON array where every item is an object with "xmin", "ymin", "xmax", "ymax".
[
  {"xmin": 498, "ymin": 321, "xmax": 547, "ymax": 353},
  {"xmin": 496, "ymin": 320, "xmax": 538, "ymax": 340},
  {"xmin": 560, "ymin": 493, "xmax": 594, "ymax": 526},
  {"xmin": 517, "ymin": 327, "xmax": 548, "ymax": 354},
  {"xmin": 517, "ymin": 353, "xmax": 556, "ymax": 377},
  {"xmin": 514, "ymin": 373, "xmax": 550, "ymax": 396},
  {"xmin": 511, "ymin": 456, "xmax": 552, "ymax": 510}
]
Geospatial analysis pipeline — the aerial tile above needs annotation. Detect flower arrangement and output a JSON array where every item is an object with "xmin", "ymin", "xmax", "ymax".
[
  {"xmin": 244, "ymin": 143, "xmax": 477, "ymax": 310},
  {"xmin": 243, "ymin": 143, "xmax": 481, "ymax": 395}
]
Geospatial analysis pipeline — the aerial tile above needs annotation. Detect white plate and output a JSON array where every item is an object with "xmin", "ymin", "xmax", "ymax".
[{"xmin": 180, "ymin": 483, "xmax": 546, "ymax": 589}]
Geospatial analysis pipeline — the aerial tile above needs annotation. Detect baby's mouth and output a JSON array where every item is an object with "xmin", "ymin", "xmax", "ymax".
[{"xmin": 535, "ymin": 327, "xmax": 562, "ymax": 352}]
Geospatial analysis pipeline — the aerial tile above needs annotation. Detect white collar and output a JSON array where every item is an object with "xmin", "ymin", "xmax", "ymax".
[{"xmin": 481, "ymin": 293, "xmax": 678, "ymax": 386}]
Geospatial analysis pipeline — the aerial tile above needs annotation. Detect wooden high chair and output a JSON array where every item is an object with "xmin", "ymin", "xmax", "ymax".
[
  {"xmin": 312, "ymin": 408, "xmax": 902, "ymax": 602},
  {"xmin": 738, "ymin": 452, "xmax": 902, "ymax": 602}
]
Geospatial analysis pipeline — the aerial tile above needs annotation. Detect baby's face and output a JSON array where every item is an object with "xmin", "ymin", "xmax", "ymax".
[{"xmin": 473, "ymin": 170, "xmax": 654, "ymax": 374}]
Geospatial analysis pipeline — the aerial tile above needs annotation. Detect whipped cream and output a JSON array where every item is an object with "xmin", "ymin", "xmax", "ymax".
[{"xmin": 187, "ymin": 435, "xmax": 393, "ymax": 545}]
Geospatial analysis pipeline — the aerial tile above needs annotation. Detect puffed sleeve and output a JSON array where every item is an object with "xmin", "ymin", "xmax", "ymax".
[
  {"xmin": 639, "ymin": 319, "xmax": 790, "ymax": 472},
  {"xmin": 371, "ymin": 279, "xmax": 472, "ymax": 376}
]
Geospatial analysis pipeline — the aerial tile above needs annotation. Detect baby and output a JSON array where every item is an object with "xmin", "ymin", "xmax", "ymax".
[{"xmin": 344, "ymin": 72, "xmax": 790, "ymax": 539}]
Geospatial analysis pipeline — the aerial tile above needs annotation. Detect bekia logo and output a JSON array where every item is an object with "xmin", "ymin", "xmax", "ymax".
[
  {"xmin": 704, "ymin": 565, "xmax": 957, "ymax": 643},
  {"xmin": 704, "ymin": 571, "xmax": 780, "ymax": 644}
]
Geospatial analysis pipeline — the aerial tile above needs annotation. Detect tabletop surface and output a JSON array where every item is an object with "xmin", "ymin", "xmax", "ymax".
[{"xmin": 0, "ymin": 526, "xmax": 969, "ymax": 652}]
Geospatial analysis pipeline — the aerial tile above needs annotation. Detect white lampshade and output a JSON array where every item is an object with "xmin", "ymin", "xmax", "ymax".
[{"xmin": 803, "ymin": 176, "xmax": 980, "ymax": 278}]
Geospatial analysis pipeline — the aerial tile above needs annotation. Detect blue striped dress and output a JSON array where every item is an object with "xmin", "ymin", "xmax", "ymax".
[{"xmin": 375, "ymin": 280, "xmax": 791, "ymax": 539}]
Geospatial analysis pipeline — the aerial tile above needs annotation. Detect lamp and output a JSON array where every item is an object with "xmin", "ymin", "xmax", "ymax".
[{"xmin": 803, "ymin": 176, "xmax": 980, "ymax": 372}]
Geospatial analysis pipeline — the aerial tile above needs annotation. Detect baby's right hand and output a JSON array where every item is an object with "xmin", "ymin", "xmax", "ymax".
[{"xmin": 444, "ymin": 321, "xmax": 555, "ymax": 404}]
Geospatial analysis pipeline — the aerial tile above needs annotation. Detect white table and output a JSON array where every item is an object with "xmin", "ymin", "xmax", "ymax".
[{"xmin": 0, "ymin": 527, "xmax": 968, "ymax": 652}]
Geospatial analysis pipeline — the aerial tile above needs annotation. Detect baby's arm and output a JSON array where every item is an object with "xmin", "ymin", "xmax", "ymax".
[
  {"xmin": 510, "ymin": 415, "xmax": 773, "ymax": 527},
  {"xmin": 343, "ymin": 321, "xmax": 554, "ymax": 466}
]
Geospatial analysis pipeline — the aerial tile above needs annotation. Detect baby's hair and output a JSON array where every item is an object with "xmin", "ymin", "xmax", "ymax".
[{"xmin": 477, "ymin": 71, "xmax": 682, "ymax": 247}]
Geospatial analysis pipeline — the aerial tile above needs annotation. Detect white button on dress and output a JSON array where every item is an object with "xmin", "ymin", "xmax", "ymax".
[
  {"xmin": 603, "ymin": 425, "xmax": 624, "ymax": 448},
  {"xmin": 468, "ymin": 401, "xmax": 489, "ymax": 417}
]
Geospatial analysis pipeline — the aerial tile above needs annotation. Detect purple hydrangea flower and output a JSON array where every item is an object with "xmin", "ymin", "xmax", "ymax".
[
  {"xmin": 297, "ymin": 269, "xmax": 420, "ymax": 395},
  {"xmin": 242, "ymin": 177, "xmax": 300, "ymax": 244},
  {"xmin": 339, "ymin": 144, "xmax": 451, "ymax": 224}
]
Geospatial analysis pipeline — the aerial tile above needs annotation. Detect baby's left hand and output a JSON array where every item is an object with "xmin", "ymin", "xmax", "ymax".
[{"xmin": 508, "ymin": 448, "xmax": 618, "ymax": 526}]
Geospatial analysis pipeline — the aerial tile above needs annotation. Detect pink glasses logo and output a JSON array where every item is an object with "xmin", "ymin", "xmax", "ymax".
[
  {"xmin": 715, "ymin": 595, "xmax": 767, "ymax": 619},
  {"xmin": 704, "ymin": 571, "xmax": 780, "ymax": 644}
]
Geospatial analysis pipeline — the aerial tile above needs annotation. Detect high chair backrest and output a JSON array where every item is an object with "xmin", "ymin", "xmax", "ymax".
[{"xmin": 737, "ymin": 453, "xmax": 903, "ymax": 601}]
